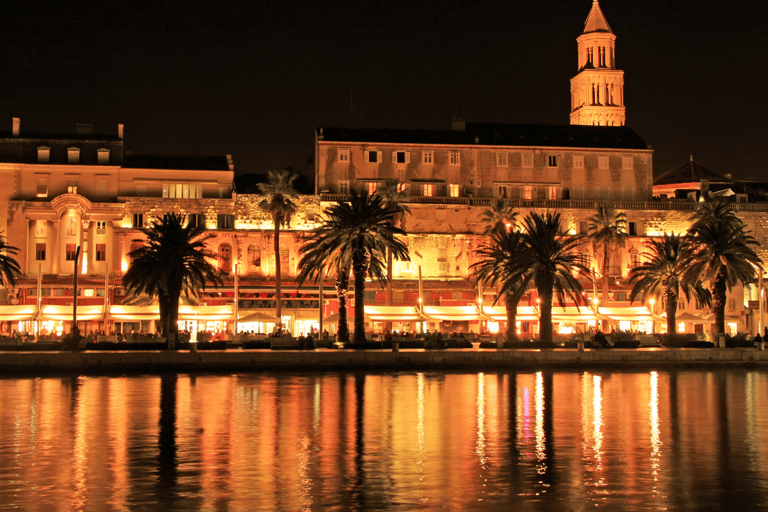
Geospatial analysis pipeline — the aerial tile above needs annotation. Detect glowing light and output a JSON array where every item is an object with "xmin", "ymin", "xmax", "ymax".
[
  {"xmin": 650, "ymin": 372, "xmax": 661, "ymax": 488},
  {"xmin": 121, "ymin": 258, "xmax": 128, "ymax": 273}
]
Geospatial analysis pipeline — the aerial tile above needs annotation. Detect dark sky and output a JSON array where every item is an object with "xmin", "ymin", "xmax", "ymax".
[{"xmin": 1, "ymin": 0, "xmax": 767, "ymax": 179}]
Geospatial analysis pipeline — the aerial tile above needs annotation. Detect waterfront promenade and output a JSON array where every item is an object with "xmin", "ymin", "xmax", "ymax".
[{"xmin": 1, "ymin": 347, "xmax": 768, "ymax": 374}]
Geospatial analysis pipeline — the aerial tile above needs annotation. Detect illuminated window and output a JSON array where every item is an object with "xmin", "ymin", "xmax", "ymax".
[
  {"xmin": 339, "ymin": 181, "xmax": 349, "ymax": 194},
  {"xmin": 548, "ymin": 155, "xmax": 558, "ymax": 167},
  {"xmin": 66, "ymin": 217, "xmax": 77, "ymax": 236},
  {"xmin": 96, "ymin": 221, "xmax": 106, "ymax": 235},
  {"xmin": 35, "ymin": 220, "xmax": 46, "ymax": 236},
  {"xmin": 35, "ymin": 243, "xmax": 46, "ymax": 261},
  {"xmin": 497, "ymin": 153, "xmax": 508, "ymax": 167},
  {"xmin": 132, "ymin": 213, "xmax": 144, "ymax": 228},
  {"xmin": 65, "ymin": 244, "xmax": 77, "ymax": 261},
  {"xmin": 449, "ymin": 151, "xmax": 460, "ymax": 165},
  {"xmin": 36, "ymin": 178, "xmax": 48, "ymax": 198},
  {"xmin": 392, "ymin": 151, "xmax": 410, "ymax": 164},
  {"xmin": 367, "ymin": 182, "xmax": 378, "ymax": 195},
  {"xmin": 83, "ymin": 289, "xmax": 94, "ymax": 297},
  {"xmin": 598, "ymin": 156, "xmax": 609, "ymax": 169},
  {"xmin": 422, "ymin": 184, "xmax": 433, "ymax": 197},
  {"xmin": 522, "ymin": 186, "xmax": 534, "ymax": 200},
  {"xmin": 546, "ymin": 186, "xmax": 558, "ymax": 200},
  {"xmin": 449, "ymin": 184, "xmax": 459, "ymax": 197},
  {"xmin": 163, "ymin": 183, "xmax": 203, "ymax": 198},
  {"xmin": 573, "ymin": 155, "xmax": 584, "ymax": 168},
  {"xmin": 248, "ymin": 245, "xmax": 262, "ymax": 271},
  {"xmin": 338, "ymin": 148, "xmax": 350, "ymax": 162},
  {"xmin": 95, "ymin": 244, "xmax": 106, "ymax": 261},
  {"xmin": 437, "ymin": 258, "xmax": 448, "ymax": 273},
  {"xmin": 422, "ymin": 151, "xmax": 434, "ymax": 164},
  {"xmin": 522, "ymin": 153, "xmax": 533, "ymax": 168}
]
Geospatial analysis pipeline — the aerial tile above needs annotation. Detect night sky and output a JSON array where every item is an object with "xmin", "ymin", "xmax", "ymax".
[{"xmin": 1, "ymin": 0, "xmax": 767, "ymax": 179}]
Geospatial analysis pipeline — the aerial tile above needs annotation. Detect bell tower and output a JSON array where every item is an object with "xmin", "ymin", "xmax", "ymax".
[{"xmin": 570, "ymin": 0, "xmax": 625, "ymax": 126}]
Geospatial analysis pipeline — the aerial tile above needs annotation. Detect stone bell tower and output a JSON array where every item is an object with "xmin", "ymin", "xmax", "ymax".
[{"xmin": 570, "ymin": 0, "xmax": 626, "ymax": 126}]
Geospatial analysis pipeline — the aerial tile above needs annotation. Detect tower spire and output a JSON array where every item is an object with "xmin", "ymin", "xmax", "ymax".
[{"xmin": 570, "ymin": 1, "xmax": 625, "ymax": 126}]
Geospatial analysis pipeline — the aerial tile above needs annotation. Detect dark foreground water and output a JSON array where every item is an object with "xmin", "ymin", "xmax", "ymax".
[{"xmin": 1, "ymin": 370, "xmax": 767, "ymax": 511}]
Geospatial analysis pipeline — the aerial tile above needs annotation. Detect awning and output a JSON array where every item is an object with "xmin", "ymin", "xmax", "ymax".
[
  {"xmin": 108, "ymin": 305, "xmax": 160, "ymax": 321},
  {"xmin": 364, "ymin": 306, "xmax": 423, "ymax": 322},
  {"xmin": 482, "ymin": 306, "xmax": 539, "ymax": 322},
  {"xmin": 549, "ymin": 306, "xmax": 598, "ymax": 322},
  {"xmin": 178, "ymin": 305, "xmax": 234, "ymax": 321},
  {"xmin": 422, "ymin": 305, "xmax": 482, "ymax": 322},
  {"xmin": 39, "ymin": 305, "xmax": 104, "ymax": 321},
  {"xmin": 599, "ymin": 306, "xmax": 661, "ymax": 322},
  {"xmin": 238, "ymin": 311, "xmax": 280, "ymax": 323},
  {"xmin": 674, "ymin": 312, "xmax": 714, "ymax": 324},
  {"xmin": 0, "ymin": 305, "xmax": 37, "ymax": 321},
  {"xmin": 323, "ymin": 311, "xmax": 368, "ymax": 324}
]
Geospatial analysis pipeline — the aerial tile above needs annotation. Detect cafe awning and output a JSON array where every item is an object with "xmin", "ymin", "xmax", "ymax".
[
  {"xmin": 39, "ymin": 305, "xmax": 104, "ymax": 321},
  {"xmin": 482, "ymin": 306, "xmax": 540, "ymax": 322},
  {"xmin": 0, "ymin": 305, "xmax": 38, "ymax": 321},
  {"xmin": 178, "ymin": 305, "xmax": 234, "ymax": 321},
  {"xmin": 599, "ymin": 306, "xmax": 661, "ymax": 322},
  {"xmin": 422, "ymin": 305, "xmax": 481, "ymax": 322},
  {"xmin": 238, "ymin": 311, "xmax": 280, "ymax": 323},
  {"xmin": 364, "ymin": 306, "xmax": 423, "ymax": 322},
  {"xmin": 108, "ymin": 305, "xmax": 160, "ymax": 321}
]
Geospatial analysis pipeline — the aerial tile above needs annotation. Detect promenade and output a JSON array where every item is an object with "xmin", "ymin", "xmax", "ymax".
[{"xmin": 1, "ymin": 347, "xmax": 768, "ymax": 374}]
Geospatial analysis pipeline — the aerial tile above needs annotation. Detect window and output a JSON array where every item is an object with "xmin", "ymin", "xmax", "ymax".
[
  {"xmin": 548, "ymin": 155, "xmax": 558, "ymax": 167},
  {"xmin": 37, "ymin": 147, "xmax": 50, "ymax": 163},
  {"xmin": 497, "ymin": 153, "xmax": 508, "ymax": 167},
  {"xmin": 392, "ymin": 151, "xmax": 410, "ymax": 164},
  {"xmin": 598, "ymin": 187, "xmax": 610, "ymax": 200},
  {"xmin": 217, "ymin": 214, "xmax": 235, "ymax": 229},
  {"xmin": 449, "ymin": 184, "xmax": 460, "ymax": 197},
  {"xmin": 546, "ymin": 186, "xmax": 558, "ymax": 200},
  {"xmin": 622, "ymin": 156, "xmax": 633, "ymax": 169},
  {"xmin": 67, "ymin": 147, "xmax": 80, "ymax": 164},
  {"xmin": 598, "ymin": 156, "xmax": 609, "ymax": 169},
  {"xmin": 96, "ymin": 221, "xmax": 107, "ymax": 235},
  {"xmin": 629, "ymin": 222, "xmax": 637, "ymax": 236},
  {"xmin": 573, "ymin": 155, "xmax": 584, "ymax": 168},
  {"xmin": 248, "ymin": 245, "xmax": 262, "ymax": 271},
  {"xmin": 35, "ymin": 220, "xmax": 46, "ymax": 236},
  {"xmin": 187, "ymin": 214, "xmax": 205, "ymax": 229},
  {"xmin": 522, "ymin": 186, "xmax": 534, "ymax": 200},
  {"xmin": 67, "ymin": 182, "xmax": 78, "ymax": 194},
  {"xmin": 422, "ymin": 184, "xmax": 433, "ymax": 197},
  {"xmin": 497, "ymin": 185, "xmax": 508, "ymax": 199},
  {"xmin": 280, "ymin": 246, "xmax": 289, "ymax": 270},
  {"xmin": 132, "ymin": 214, "xmax": 144, "ymax": 228},
  {"xmin": 36, "ymin": 177, "xmax": 48, "ymax": 198},
  {"xmin": 66, "ymin": 244, "xmax": 77, "ymax": 261},
  {"xmin": 422, "ymin": 151, "xmax": 434, "ymax": 164},
  {"xmin": 522, "ymin": 153, "xmax": 533, "ymax": 168},
  {"xmin": 579, "ymin": 221, "xmax": 588, "ymax": 234},
  {"xmin": 367, "ymin": 150, "xmax": 381, "ymax": 163},
  {"xmin": 449, "ymin": 151, "xmax": 460, "ymax": 165},
  {"xmin": 35, "ymin": 243, "xmax": 46, "ymax": 261},
  {"xmin": 95, "ymin": 244, "xmax": 106, "ymax": 261},
  {"xmin": 573, "ymin": 186, "xmax": 585, "ymax": 199},
  {"xmin": 163, "ymin": 183, "xmax": 203, "ymax": 199},
  {"xmin": 338, "ymin": 148, "xmax": 350, "ymax": 162},
  {"xmin": 623, "ymin": 187, "xmax": 634, "ymax": 200},
  {"xmin": 339, "ymin": 181, "xmax": 349, "ymax": 194},
  {"xmin": 437, "ymin": 258, "xmax": 448, "ymax": 274},
  {"xmin": 367, "ymin": 182, "xmax": 378, "ymax": 195},
  {"xmin": 66, "ymin": 217, "xmax": 77, "ymax": 236},
  {"xmin": 218, "ymin": 244, "xmax": 232, "ymax": 273}
]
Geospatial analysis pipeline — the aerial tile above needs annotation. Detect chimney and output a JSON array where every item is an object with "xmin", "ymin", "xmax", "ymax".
[
  {"xmin": 724, "ymin": 173, "xmax": 733, "ymax": 181},
  {"xmin": 451, "ymin": 116, "xmax": 466, "ymax": 132},
  {"xmin": 117, "ymin": 124, "xmax": 124, "ymax": 140},
  {"xmin": 226, "ymin": 154, "xmax": 234, "ymax": 171},
  {"xmin": 12, "ymin": 118, "xmax": 20, "ymax": 137},
  {"xmin": 700, "ymin": 179, "xmax": 710, "ymax": 198},
  {"xmin": 76, "ymin": 123, "xmax": 93, "ymax": 134}
]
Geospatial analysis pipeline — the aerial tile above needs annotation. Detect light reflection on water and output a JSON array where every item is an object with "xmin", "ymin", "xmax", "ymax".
[{"xmin": 1, "ymin": 370, "xmax": 768, "ymax": 511}]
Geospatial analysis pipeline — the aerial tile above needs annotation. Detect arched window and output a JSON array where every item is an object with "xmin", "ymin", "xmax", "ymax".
[
  {"xmin": 218, "ymin": 244, "xmax": 232, "ymax": 274},
  {"xmin": 129, "ymin": 241, "xmax": 143, "ymax": 265},
  {"xmin": 248, "ymin": 245, "xmax": 261, "ymax": 272}
]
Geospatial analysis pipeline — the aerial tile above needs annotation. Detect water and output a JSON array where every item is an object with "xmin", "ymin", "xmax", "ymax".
[{"xmin": 1, "ymin": 370, "xmax": 767, "ymax": 511}]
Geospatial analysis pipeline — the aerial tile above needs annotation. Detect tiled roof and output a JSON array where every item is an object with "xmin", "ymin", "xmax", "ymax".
[
  {"xmin": 654, "ymin": 159, "xmax": 730, "ymax": 186},
  {"xmin": 318, "ymin": 123, "xmax": 648, "ymax": 150},
  {"xmin": 123, "ymin": 155, "xmax": 231, "ymax": 171},
  {"xmin": 0, "ymin": 132, "xmax": 122, "ymax": 142}
]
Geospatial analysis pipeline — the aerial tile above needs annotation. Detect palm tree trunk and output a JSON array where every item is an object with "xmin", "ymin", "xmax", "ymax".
[
  {"xmin": 385, "ymin": 248, "xmax": 393, "ymax": 333},
  {"xmin": 352, "ymin": 254, "xmax": 367, "ymax": 344},
  {"xmin": 167, "ymin": 289, "xmax": 181, "ymax": 349},
  {"xmin": 602, "ymin": 247, "xmax": 610, "ymax": 333},
  {"xmin": 665, "ymin": 288, "xmax": 678, "ymax": 338},
  {"xmin": 274, "ymin": 223, "xmax": 282, "ymax": 327},
  {"xmin": 539, "ymin": 285, "xmax": 554, "ymax": 345},
  {"xmin": 712, "ymin": 269, "xmax": 727, "ymax": 336},
  {"xmin": 336, "ymin": 270, "xmax": 350, "ymax": 344},
  {"xmin": 505, "ymin": 291, "xmax": 518, "ymax": 343}
]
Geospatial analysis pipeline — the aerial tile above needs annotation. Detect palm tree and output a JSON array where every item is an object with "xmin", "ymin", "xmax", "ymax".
[
  {"xmin": 376, "ymin": 179, "xmax": 411, "ymax": 331},
  {"xmin": 123, "ymin": 213, "xmax": 223, "ymax": 348},
  {"xmin": 480, "ymin": 199, "xmax": 518, "ymax": 235},
  {"xmin": 297, "ymin": 189, "xmax": 410, "ymax": 344},
  {"xmin": 586, "ymin": 205, "xmax": 628, "ymax": 331},
  {"xmin": 687, "ymin": 201, "xmax": 761, "ymax": 335},
  {"xmin": 470, "ymin": 229, "xmax": 531, "ymax": 343},
  {"xmin": 0, "ymin": 234, "xmax": 21, "ymax": 288},
  {"xmin": 518, "ymin": 212, "xmax": 589, "ymax": 345},
  {"xmin": 628, "ymin": 234, "xmax": 711, "ymax": 336},
  {"xmin": 257, "ymin": 170, "xmax": 298, "ymax": 326}
]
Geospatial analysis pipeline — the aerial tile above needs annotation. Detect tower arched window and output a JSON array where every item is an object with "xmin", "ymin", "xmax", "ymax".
[{"xmin": 248, "ymin": 245, "xmax": 261, "ymax": 272}]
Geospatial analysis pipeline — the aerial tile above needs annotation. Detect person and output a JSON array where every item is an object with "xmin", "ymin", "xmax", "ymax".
[
  {"xmin": 323, "ymin": 329, "xmax": 329, "ymax": 341},
  {"xmin": 755, "ymin": 332, "xmax": 763, "ymax": 346},
  {"xmin": 594, "ymin": 330, "xmax": 609, "ymax": 348}
]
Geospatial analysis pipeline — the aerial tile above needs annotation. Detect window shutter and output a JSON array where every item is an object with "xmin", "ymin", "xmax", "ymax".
[
  {"xmin": 377, "ymin": 151, "xmax": 382, "ymax": 163},
  {"xmin": 405, "ymin": 152, "xmax": 411, "ymax": 164},
  {"xmin": 392, "ymin": 152, "xmax": 397, "ymax": 163}
]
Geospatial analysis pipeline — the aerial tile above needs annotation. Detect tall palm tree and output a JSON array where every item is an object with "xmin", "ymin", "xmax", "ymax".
[
  {"xmin": 376, "ymin": 179, "xmax": 411, "ymax": 330},
  {"xmin": 687, "ymin": 201, "xmax": 761, "ymax": 335},
  {"xmin": 0, "ymin": 234, "xmax": 21, "ymax": 288},
  {"xmin": 518, "ymin": 212, "xmax": 589, "ymax": 345},
  {"xmin": 470, "ymin": 229, "xmax": 531, "ymax": 343},
  {"xmin": 297, "ymin": 189, "xmax": 410, "ymax": 344},
  {"xmin": 123, "ymin": 213, "xmax": 223, "ymax": 348},
  {"xmin": 480, "ymin": 199, "xmax": 518, "ymax": 235},
  {"xmin": 586, "ymin": 205, "xmax": 628, "ymax": 330},
  {"xmin": 257, "ymin": 170, "xmax": 298, "ymax": 326},
  {"xmin": 628, "ymin": 234, "xmax": 711, "ymax": 336}
]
